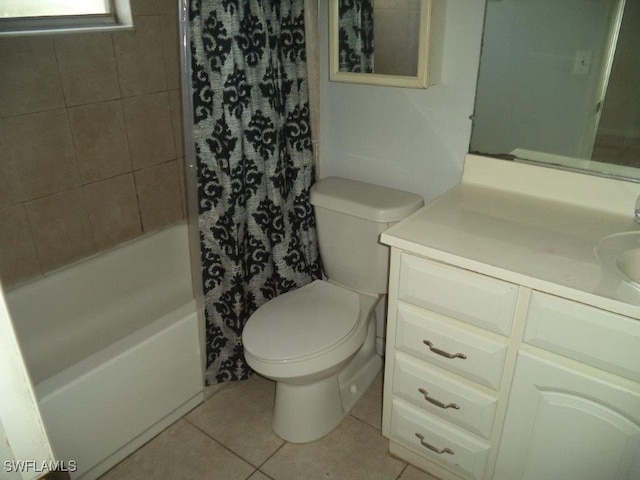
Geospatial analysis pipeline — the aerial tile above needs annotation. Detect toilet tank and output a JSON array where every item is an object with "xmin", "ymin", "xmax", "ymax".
[{"xmin": 310, "ymin": 177, "xmax": 424, "ymax": 294}]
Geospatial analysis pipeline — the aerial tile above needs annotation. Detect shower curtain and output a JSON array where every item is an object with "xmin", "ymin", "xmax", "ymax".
[
  {"xmin": 338, "ymin": 0, "xmax": 374, "ymax": 73},
  {"xmin": 189, "ymin": 0, "xmax": 322, "ymax": 385}
]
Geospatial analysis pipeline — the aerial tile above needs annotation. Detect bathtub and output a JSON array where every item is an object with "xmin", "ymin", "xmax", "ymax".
[{"xmin": 5, "ymin": 222, "xmax": 204, "ymax": 479}]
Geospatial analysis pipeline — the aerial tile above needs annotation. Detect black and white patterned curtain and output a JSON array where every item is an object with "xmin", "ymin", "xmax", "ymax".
[
  {"xmin": 189, "ymin": 0, "xmax": 322, "ymax": 385},
  {"xmin": 338, "ymin": 0, "xmax": 374, "ymax": 73}
]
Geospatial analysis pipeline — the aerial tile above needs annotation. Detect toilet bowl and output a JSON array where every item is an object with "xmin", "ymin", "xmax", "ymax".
[
  {"xmin": 243, "ymin": 280, "xmax": 381, "ymax": 442},
  {"xmin": 241, "ymin": 177, "xmax": 424, "ymax": 443}
]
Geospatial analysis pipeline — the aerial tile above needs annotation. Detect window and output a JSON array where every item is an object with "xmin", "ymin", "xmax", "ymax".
[{"xmin": 0, "ymin": 0, "xmax": 133, "ymax": 36}]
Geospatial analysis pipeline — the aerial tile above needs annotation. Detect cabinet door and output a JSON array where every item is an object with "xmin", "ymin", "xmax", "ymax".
[{"xmin": 494, "ymin": 351, "xmax": 640, "ymax": 480}]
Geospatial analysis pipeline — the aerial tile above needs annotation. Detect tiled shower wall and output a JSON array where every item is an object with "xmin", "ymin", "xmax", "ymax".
[{"xmin": 0, "ymin": 0, "xmax": 187, "ymax": 287}]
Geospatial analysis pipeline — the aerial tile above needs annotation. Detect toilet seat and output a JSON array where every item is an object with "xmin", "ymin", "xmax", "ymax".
[{"xmin": 243, "ymin": 280, "xmax": 362, "ymax": 364}]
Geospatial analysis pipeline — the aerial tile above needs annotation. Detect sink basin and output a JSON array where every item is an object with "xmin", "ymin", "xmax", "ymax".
[
  {"xmin": 596, "ymin": 232, "xmax": 640, "ymax": 288},
  {"xmin": 616, "ymin": 248, "xmax": 640, "ymax": 285}
]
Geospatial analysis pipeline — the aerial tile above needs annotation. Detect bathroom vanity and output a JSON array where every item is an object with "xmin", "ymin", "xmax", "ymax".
[{"xmin": 380, "ymin": 155, "xmax": 640, "ymax": 480}]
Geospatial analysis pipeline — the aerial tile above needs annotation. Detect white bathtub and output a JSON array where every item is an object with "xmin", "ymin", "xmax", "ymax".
[{"xmin": 5, "ymin": 223, "xmax": 204, "ymax": 479}]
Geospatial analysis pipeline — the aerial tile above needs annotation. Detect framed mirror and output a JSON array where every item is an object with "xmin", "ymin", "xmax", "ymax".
[
  {"xmin": 328, "ymin": 0, "xmax": 438, "ymax": 88},
  {"xmin": 470, "ymin": 0, "xmax": 640, "ymax": 181}
]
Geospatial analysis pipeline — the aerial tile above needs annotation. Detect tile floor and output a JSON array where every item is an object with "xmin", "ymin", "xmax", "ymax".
[{"xmin": 99, "ymin": 372, "xmax": 439, "ymax": 480}]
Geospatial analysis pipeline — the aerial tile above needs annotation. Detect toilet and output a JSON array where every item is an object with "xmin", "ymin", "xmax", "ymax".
[{"xmin": 242, "ymin": 176, "xmax": 424, "ymax": 443}]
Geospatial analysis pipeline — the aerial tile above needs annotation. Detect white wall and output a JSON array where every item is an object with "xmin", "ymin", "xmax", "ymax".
[{"xmin": 319, "ymin": 0, "xmax": 487, "ymax": 202}]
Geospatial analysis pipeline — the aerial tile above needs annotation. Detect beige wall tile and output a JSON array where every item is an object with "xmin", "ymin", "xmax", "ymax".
[
  {"xmin": 2, "ymin": 110, "xmax": 81, "ymax": 207},
  {"xmin": 123, "ymin": 92, "xmax": 176, "ymax": 169},
  {"xmin": 113, "ymin": 16, "xmax": 167, "ymax": 97},
  {"xmin": 54, "ymin": 33, "xmax": 121, "ymax": 106},
  {"xmin": 68, "ymin": 101, "xmax": 132, "ymax": 183},
  {"xmin": 168, "ymin": 89, "xmax": 184, "ymax": 157},
  {"xmin": 25, "ymin": 189, "xmax": 95, "ymax": 273},
  {"xmin": 130, "ymin": 0, "xmax": 177, "ymax": 16},
  {"xmin": 0, "ymin": 119, "xmax": 22, "ymax": 209},
  {"xmin": 135, "ymin": 161, "xmax": 184, "ymax": 232},
  {"xmin": 162, "ymin": 13, "xmax": 181, "ymax": 90},
  {"xmin": 0, "ymin": 205, "xmax": 41, "ymax": 286},
  {"xmin": 84, "ymin": 174, "xmax": 142, "ymax": 250},
  {"xmin": 0, "ymin": 37, "xmax": 65, "ymax": 116}
]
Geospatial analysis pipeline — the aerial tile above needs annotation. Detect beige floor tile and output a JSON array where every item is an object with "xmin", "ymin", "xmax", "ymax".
[
  {"xmin": 99, "ymin": 419, "xmax": 254, "ymax": 480},
  {"xmin": 248, "ymin": 471, "xmax": 274, "ymax": 480},
  {"xmin": 398, "ymin": 464, "xmax": 442, "ymax": 480},
  {"xmin": 351, "ymin": 370, "xmax": 383, "ymax": 430},
  {"xmin": 261, "ymin": 415, "xmax": 405, "ymax": 480},
  {"xmin": 185, "ymin": 375, "xmax": 284, "ymax": 467}
]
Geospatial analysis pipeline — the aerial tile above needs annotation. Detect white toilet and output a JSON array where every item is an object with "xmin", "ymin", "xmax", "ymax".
[{"xmin": 242, "ymin": 176, "xmax": 424, "ymax": 443}]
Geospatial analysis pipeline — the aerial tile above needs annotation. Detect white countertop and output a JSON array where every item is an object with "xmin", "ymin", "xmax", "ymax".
[{"xmin": 381, "ymin": 155, "xmax": 640, "ymax": 319}]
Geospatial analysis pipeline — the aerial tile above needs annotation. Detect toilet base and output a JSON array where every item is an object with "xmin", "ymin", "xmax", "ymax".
[
  {"xmin": 271, "ymin": 316, "xmax": 382, "ymax": 443},
  {"xmin": 272, "ymin": 375, "xmax": 344, "ymax": 443}
]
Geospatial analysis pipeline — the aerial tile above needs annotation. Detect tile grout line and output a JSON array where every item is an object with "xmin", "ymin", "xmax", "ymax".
[
  {"xmin": 183, "ymin": 419, "xmax": 264, "ymax": 471},
  {"xmin": 254, "ymin": 440, "xmax": 288, "ymax": 472},
  {"xmin": 395, "ymin": 464, "xmax": 409, "ymax": 480}
]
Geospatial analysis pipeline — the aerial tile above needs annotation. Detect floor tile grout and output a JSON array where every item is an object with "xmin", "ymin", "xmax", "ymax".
[
  {"xmin": 99, "ymin": 371, "xmax": 438, "ymax": 480},
  {"xmin": 184, "ymin": 417, "xmax": 266, "ymax": 470},
  {"xmin": 255, "ymin": 440, "xmax": 287, "ymax": 471}
]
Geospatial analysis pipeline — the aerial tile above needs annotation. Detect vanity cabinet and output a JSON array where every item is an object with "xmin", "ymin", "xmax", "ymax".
[
  {"xmin": 382, "ymin": 252, "xmax": 518, "ymax": 480},
  {"xmin": 493, "ymin": 351, "xmax": 640, "ymax": 480},
  {"xmin": 382, "ymin": 250, "xmax": 640, "ymax": 480},
  {"xmin": 494, "ymin": 293, "xmax": 640, "ymax": 480}
]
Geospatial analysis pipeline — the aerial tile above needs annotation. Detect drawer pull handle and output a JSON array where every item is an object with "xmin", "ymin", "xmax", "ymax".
[
  {"xmin": 422, "ymin": 340, "xmax": 467, "ymax": 359},
  {"xmin": 418, "ymin": 388, "xmax": 460, "ymax": 410},
  {"xmin": 415, "ymin": 433, "xmax": 455, "ymax": 455}
]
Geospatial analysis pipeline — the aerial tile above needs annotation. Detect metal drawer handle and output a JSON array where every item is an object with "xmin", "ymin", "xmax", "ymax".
[
  {"xmin": 418, "ymin": 388, "xmax": 460, "ymax": 410},
  {"xmin": 422, "ymin": 340, "xmax": 467, "ymax": 359},
  {"xmin": 415, "ymin": 433, "xmax": 455, "ymax": 455}
]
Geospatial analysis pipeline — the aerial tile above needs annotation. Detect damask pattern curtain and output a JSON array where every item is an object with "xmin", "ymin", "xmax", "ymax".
[
  {"xmin": 189, "ymin": 0, "xmax": 322, "ymax": 385},
  {"xmin": 338, "ymin": 0, "xmax": 374, "ymax": 73}
]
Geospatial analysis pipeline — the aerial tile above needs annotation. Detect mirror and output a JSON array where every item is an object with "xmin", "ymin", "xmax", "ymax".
[
  {"xmin": 328, "ymin": 0, "xmax": 435, "ymax": 88},
  {"xmin": 470, "ymin": 0, "xmax": 640, "ymax": 181}
]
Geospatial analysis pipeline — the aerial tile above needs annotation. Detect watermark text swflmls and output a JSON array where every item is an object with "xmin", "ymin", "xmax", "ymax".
[{"xmin": 3, "ymin": 460, "xmax": 78, "ymax": 473}]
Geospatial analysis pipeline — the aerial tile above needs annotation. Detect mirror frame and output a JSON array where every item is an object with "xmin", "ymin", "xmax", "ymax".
[{"xmin": 328, "ymin": 0, "xmax": 432, "ymax": 88}]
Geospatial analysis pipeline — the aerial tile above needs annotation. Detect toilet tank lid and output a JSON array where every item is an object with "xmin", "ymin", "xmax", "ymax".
[{"xmin": 310, "ymin": 177, "xmax": 424, "ymax": 222}]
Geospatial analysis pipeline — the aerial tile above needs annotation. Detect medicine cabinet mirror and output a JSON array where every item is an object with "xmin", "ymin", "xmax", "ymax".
[{"xmin": 328, "ymin": 0, "xmax": 438, "ymax": 89}]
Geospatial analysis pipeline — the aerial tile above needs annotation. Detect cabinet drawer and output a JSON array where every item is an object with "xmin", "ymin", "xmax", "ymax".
[
  {"xmin": 396, "ymin": 303, "xmax": 507, "ymax": 389},
  {"xmin": 399, "ymin": 254, "xmax": 517, "ymax": 336},
  {"xmin": 393, "ymin": 353, "xmax": 498, "ymax": 439},
  {"xmin": 525, "ymin": 292, "xmax": 640, "ymax": 382},
  {"xmin": 390, "ymin": 398, "xmax": 490, "ymax": 480}
]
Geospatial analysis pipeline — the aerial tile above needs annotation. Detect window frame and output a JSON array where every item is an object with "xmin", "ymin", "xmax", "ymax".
[{"xmin": 0, "ymin": 0, "xmax": 133, "ymax": 36}]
